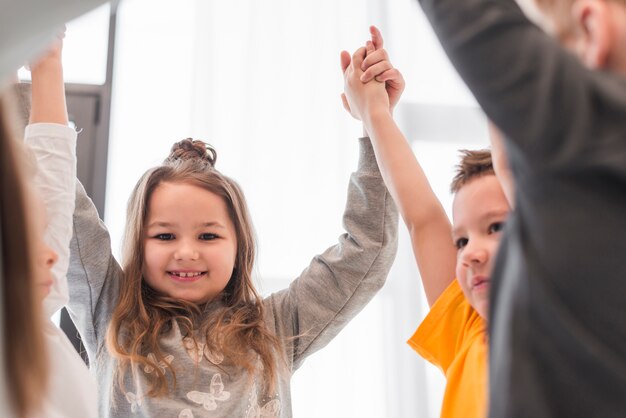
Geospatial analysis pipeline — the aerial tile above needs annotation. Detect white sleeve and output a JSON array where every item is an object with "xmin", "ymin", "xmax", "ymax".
[{"xmin": 25, "ymin": 123, "xmax": 77, "ymax": 318}]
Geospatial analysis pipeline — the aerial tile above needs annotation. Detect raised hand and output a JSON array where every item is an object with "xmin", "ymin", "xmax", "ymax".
[
  {"xmin": 340, "ymin": 46, "xmax": 389, "ymax": 122},
  {"xmin": 26, "ymin": 27, "xmax": 65, "ymax": 72},
  {"xmin": 361, "ymin": 26, "xmax": 405, "ymax": 113},
  {"xmin": 341, "ymin": 27, "xmax": 457, "ymax": 308},
  {"xmin": 29, "ymin": 28, "xmax": 68, "ymax": 125}
]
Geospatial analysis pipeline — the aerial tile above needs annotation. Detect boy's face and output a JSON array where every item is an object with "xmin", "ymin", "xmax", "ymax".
[{"xmin": 452, "ymin": 174, "xmax": 510, "ymax": 320}]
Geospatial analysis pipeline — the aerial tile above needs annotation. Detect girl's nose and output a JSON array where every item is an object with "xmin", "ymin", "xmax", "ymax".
[
  {"xmin": 44, "ymin": 244, "xmax": 58, "ymax": 269},
  {"xmin": 174, "ymin": 240, "xmax": 199, "ymax": 261}
]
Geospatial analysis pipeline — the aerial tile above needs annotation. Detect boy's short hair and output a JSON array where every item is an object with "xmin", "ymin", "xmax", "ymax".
[{"xmin": 450, "ymin": 149, "xmax": 494, "ymax": 193}]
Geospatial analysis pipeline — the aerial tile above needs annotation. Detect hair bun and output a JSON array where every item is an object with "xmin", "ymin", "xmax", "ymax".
[{"xmin": 166, "ymin": 138, "xmax": 217, "ymax": 167}]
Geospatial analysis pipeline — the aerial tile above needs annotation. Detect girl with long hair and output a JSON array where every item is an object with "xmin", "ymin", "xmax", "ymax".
[
  {"xmin": 0, "ymin": 91, "xmax": 49, "ymax": 418},
  {"xmin": 2, "ymin": 33, "xmax": 99, "ymax": 418},
  {"xmin": 23, "ymin": 34, "xmax": 99, "ymax": 418},
  {"xmin": 65, "ymin": 116, "xmax": 398, "ymax": 415}
]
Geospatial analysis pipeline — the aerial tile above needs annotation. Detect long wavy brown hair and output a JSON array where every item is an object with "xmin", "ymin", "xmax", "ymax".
[
  {"xmin": 0, "ymin": 94, "xmax": 48, "ymax": 417},
  {"xmin": 106, "ymin": 139, "xmax": 284, "ymax": 397}
]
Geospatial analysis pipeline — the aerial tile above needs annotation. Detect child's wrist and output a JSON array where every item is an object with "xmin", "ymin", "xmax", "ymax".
[
  {"xmin": 30, "ymin": 54, "xmax": 63, "ymax": 75},
  {"xmin": 30, "ymin": 65, "xmax": 64, "ymax": 87},
  {"xmin": 364, "ymin": 105, "xmax": 392, "ymax": 126}
]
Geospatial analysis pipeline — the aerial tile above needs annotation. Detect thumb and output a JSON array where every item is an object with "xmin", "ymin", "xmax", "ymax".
[
  {"xmin": 340, "ymin": 51, "xmax": 351, "ymax": 73},
  {"xmin": 341, "ymin": 93, "xmax": 351, "ymax": 113},
  {"xmin": 351, "ymin": 47, "xmax": 366, "ymax": 73}
]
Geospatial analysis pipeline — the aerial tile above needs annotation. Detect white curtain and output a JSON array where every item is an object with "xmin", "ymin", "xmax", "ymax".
[{"xmin": 106, "ymin": 0, "xmax": 489, "ymax": 416}]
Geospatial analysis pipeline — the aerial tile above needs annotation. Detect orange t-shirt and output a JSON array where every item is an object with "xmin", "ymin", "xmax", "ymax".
[{"xmin": 407, "ymin": 280, "xmax": 488, "ymax": 418}]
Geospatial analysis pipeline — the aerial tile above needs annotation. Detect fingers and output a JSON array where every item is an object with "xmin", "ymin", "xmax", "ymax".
[
  {"xmin": 351, "ymin": 46, "xmax": 367, "ymax": 72},
  {"xmin": 366, "ymin": 40, "xmax": 375, "ymax": 57},
  {"xmin": 375, "ymin": 68, "xmax": 404, "ymax": 85},
  {"xmin": 341, "ymin": 93, "xmax": 351, "ymax": 113},
  {"xmin": 370, "ymin": 25, "xmax": 384, "ymax": 50},
  {"xmin": 360, "ymin": 60, "xmax": 393, "ymax": 83},
  {"xmin": 340, "ymin": 50, "xmax": 351, "ymax": 73},
  {"xmin": 361, "ymin": 48, "xmax": 389, "ymax": 71}
]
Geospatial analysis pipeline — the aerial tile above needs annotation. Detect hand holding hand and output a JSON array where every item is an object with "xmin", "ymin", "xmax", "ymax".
[
  {"xmin": 360, "ymin": 26, "xmax": 405, "ymax": 113},
  {"xmin": 340, "ymin": 46, "xmax": 389, "ymax": 122}
]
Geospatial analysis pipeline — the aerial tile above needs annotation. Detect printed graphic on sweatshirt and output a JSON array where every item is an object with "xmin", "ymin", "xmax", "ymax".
[
  {"xmin": 179, "ymin": 409, "xmax": 194, "ymax": 418},
  {"xmin": 125, "ymin": 391, "xmax": 143, "ymax": 414},
  {"xmin": 245, "ymin": 385, "xmax": 281, "ymax": 418},
  {"xmin": 143, "ymin": 352, "xmax": 174, "ymax": 374},
  {"xmin": 183, "ymin": 336, "xmax": 224, "ymax": 365},
  {"xmin": 186, "ymin": 373, "xmax": 231, "ymax": 411}
]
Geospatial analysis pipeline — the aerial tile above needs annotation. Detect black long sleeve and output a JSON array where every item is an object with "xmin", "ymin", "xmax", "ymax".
[{"xmin": 415, "ymin": 0, "xmax": 626, "ymax": 416}]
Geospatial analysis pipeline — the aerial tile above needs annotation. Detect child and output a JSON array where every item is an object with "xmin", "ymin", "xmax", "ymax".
[
  {"xmin": 0, "ymin": 91, "xmax": 49, "ymax": 418},
  {"xmin": 64, "ymin": 84, "xmax": 398, "ymax": 416},
  {"xmin": 0, "ymin": 34, "xmax": 99, "ymax": 417},
  {"xmin": 341, "ymin": 26, "xmax": 511, "ymax": 418},
  {"xmin": 413, "ymin": 0, "xmax": 626, "ymax": 415},
  {"xmin": 22, "ymin": 34, "xmax": 99, "ymax": 418}
]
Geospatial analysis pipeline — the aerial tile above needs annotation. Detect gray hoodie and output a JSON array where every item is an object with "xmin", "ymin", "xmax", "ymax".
[{"xmin": 66, "ymin": 137, "xmax": 398, "ymax": 418}]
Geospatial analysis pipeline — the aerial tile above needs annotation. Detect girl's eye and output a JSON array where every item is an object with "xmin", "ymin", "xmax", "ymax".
[
  {"xmin": 489, "ymin": 222, "xmax": 505, "ymax": 234},
  {"xmin": 199, "ymin": 233, "xmax": 218, "ymax": 241},
  {"xmin": 455, "ymin": 237, "xmax": 468, "ymax": 250},
  {"xmin": 155, "ymin": 233, "xmax": 175, "ymax": 241}
]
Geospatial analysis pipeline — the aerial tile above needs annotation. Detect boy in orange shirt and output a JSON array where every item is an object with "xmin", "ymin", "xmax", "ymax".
[
  {"xmin": 408, "ymin": 150, "xmax": 507, "ymax": 418},
  {"xmin": 414, "ymin": 0, "xmax": 626, "ymax": 414},
  {"xmin": 341, "ymin": 26, "xmax": 512, "ymax": 417}
]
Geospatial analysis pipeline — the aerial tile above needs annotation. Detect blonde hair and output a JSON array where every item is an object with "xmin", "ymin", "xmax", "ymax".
[
  {"xmin": 450, "ymin": 149, "xmax": 494, "ymax": 193},
  {"xmin": 106, "ymin": 139, "xmax": 284, "ymax": 397},
  {"xmin": 0, "ymin": 94, "xmax": 48, "ymax": 417},
  {"xmin": 530, "ymin": 0, "xmax": 626, "ymax": 38}
]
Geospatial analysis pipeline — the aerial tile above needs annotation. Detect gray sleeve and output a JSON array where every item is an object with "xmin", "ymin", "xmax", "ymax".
[
  {"xmin": 66, "ymin": 181, "xmax": 123, "ymax": 359},
  {"xmin": 264, "ymin": 137, "xmax": 398, "ymax": 371},
  {"xmin": 416, "ymin": 0, "xmax": 626, "ymax": 173}
]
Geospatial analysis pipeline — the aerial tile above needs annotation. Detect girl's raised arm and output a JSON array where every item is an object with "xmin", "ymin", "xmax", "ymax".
[
  {"xmin": 26, "ymin": 35, "xmax": 76, "ymax": 317},
  {"xmin": 265, "ymin": 136, "xmax": 399, "ymax": 369}
]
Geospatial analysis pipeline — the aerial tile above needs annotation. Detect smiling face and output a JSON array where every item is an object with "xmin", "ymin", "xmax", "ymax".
[
  {"xmin": 143, "ymin": 181, "xmax": 238, "ymax": 304},
  {"xmin": 452, "ymin": 174, "xmax": 510, "ymax": 320}
]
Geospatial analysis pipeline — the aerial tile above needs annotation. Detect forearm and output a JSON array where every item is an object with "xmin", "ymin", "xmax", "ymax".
[
  {"xmin": 364, "ymin": 108, "xmax": 456, "ymax": 305},
  {"xmin": 266, "ymin": 138, "xmax": 398, "ymax": 368},
  {"xmin": 30, "ymin": 54, "xmax": 68, "ymax": 125},
  {"xmin": 364, "ymin": 109, "xmax": 443, "ymax": 228}
]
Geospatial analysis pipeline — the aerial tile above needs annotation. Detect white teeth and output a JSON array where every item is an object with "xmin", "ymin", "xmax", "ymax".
[{"xmin": 171, "ymin": 272, "xmax": 203, "ymax": 278}]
